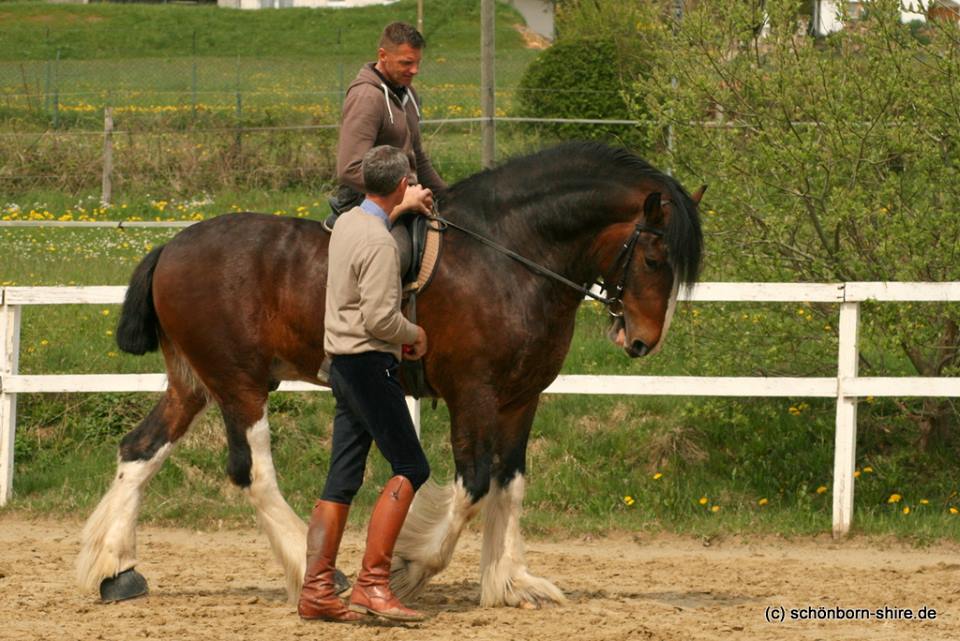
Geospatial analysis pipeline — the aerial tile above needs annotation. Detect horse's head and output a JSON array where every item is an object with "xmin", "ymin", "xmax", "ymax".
[{"xmin": 599, "ymin": 185, "xmax": 705, "ymax": 358}]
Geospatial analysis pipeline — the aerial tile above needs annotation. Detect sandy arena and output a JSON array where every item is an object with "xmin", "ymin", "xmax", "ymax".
[{"xmin": 1, "ymin": 515, "xmax": 958, "ymax": 641}]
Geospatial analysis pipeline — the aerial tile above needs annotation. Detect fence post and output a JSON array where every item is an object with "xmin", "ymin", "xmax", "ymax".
[
  {"xmin": 0, "ymin": 293, "xmax": 22, "ymax": 507},
  {"xmin": 832, "ymin": 300, "xmax": 860, "ymax": 537},
  {"xmin": 101, "ymin": 106, "xmax": 114, "ymax": 207},
  {"xmin": 480, "ymin": 0, "xmax": 496, "ymax": 169}
]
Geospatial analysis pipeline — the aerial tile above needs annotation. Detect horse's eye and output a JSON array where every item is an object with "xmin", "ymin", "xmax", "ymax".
[{"xmin": 644, "ymin": 257, "xmax": 661, "ymax": 270}]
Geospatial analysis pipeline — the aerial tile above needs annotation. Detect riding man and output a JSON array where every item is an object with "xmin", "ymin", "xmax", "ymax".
[
  {"xmin": 299, "ymin": 145, "xmax": 432, "ymax": 623},
  {"xmin": 328, "ymin": 21, "xmax": 446, "ymax": 224}
]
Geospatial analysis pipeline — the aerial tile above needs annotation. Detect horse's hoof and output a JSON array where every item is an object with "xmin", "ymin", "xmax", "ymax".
[
  {"xmin": 99, "ymin": 568, "xmax": 148, "ymax": 603},
  {"xmin": 333, "ymin": 568, "xmax": 351, "ymax": 595}
]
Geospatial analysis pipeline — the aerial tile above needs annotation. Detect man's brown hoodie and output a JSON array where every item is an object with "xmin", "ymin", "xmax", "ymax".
[{"xmin": 336, "ymin": 63, "xmax": 446, "ymax": 194}]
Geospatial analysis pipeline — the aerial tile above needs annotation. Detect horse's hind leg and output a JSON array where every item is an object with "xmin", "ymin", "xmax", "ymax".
[
  {"xmin": 219, "ymin": 394, "xmax": 307, "ymax": 604},
  {"xmin": 76, "ymin": 380, "xmax": 208, "ymax": 600},
  {"xmin": 480, "ymin": 397, "xmax": 566, "ymax": 608}
]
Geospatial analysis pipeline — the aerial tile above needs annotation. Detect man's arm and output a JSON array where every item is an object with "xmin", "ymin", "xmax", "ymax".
[
  {"xmin": 355, "ymin": 242, "xmax": 420, "ymax": 346},
  {"xmin": 337, "ymin": 86, "xmax": 383, "ymax": 192},
  {"xmin": 408, "ymin": 90, "xmax": 447, "ymax": 192},
  {"xmin": 411, "ymin": 131, "xmax": 447, "ymax": 193}
]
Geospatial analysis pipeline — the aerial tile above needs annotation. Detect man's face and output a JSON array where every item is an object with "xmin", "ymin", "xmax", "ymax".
[{"xmin": 377, "ymin": 43, "xmax": 422, "ymax": 87}]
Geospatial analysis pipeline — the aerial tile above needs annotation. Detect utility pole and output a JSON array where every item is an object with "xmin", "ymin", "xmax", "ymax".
[
  {"xmin": 480, "ymin": 0, "xmax": 495, "ymax": 168},
  {"xmin": 666, "ymin": 0, "xmax": 683, "ymax": 176}
]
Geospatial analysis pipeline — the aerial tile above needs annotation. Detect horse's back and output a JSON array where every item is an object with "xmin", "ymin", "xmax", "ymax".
[{"xmin": 151, "ymin": 213, "xmax": 331, "ymax": 380}]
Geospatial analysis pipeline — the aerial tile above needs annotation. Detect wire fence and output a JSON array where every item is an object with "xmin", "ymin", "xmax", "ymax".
[{"xmin": 0, "ymin": 25, "xmax": 640, "ymax": 197}]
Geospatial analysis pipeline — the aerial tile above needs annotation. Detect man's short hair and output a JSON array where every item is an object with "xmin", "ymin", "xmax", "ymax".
[
  {"xmin": 362, "ymin": 146, "xmax": 410, "ymax": 197},
  {"xmin": 379, "ymin": 22, "xmax": 425, "ymax": 50}
]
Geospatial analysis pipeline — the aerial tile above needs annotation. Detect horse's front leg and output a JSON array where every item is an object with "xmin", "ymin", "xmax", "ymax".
[{"xmin": 480, "ymin": 396, "xmax": 566, "ymax": 608}]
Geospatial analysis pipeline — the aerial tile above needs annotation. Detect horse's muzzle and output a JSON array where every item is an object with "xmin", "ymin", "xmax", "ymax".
[{"xmin": 625, "ymin": 340, "xmax": 650, "ymax": 358}]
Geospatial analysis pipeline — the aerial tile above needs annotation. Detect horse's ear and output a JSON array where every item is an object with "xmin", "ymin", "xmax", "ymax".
[
  {"xmin": 643, "ymin": 192, "xmax": 663, "ymax": 225},
  {"xmin": 692, "ymin": 184, "xmax": 707, "ymax": 206}
]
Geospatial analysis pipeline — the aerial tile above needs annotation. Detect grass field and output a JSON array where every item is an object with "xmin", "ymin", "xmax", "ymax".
[
  {"xmin": 4, "ymin": 218, "xmax": 960, "ymax": 541},
  {"xmin": 2, "ymin": 1, "xmax": 959, "ymax": 542}
]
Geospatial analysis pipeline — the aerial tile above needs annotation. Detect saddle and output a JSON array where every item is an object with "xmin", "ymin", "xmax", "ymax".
[{"xmin": 322, "ymin": 207, "xmax": 444, "ymax": 399}]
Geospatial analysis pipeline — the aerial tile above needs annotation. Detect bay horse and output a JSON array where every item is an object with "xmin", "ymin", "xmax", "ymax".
[{"xmin": 76, "ymin": 142, "xmax": 703, "ymax": 608}]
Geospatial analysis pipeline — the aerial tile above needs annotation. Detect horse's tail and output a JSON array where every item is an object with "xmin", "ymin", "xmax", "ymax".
[{"xmin": 116, "ymin": 245, "xmax": 165, "ymax": 355}]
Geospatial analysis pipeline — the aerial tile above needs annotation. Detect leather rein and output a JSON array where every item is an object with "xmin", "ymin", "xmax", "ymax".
[{"xmin": 426, "ymin": 202, "xmax": 669, "ymax": 319}]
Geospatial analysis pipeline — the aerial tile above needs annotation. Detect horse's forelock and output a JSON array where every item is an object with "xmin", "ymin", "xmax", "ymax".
[{"xmin": 662, "ymin": 183, "xmax": 704, "ymax": 287}]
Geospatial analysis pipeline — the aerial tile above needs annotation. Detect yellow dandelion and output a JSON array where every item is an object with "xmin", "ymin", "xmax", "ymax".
[
  {"xmin": 101, "ymin": 309, "xmax": 110, "ymax": 316},
  {"xmin": 40, "ymin": 339, "xmax": 49, "ymax": 346},
  {"xmin": 920, "ymin": 499, "xmax": 929, "ymax": 505},
  {"xmin": 107, "ymin": 351, "xmax": 118, "ymax": 358},
  {"xmin": 623, "ymin": 495, "xmax": 635, "ymax": 506},
  {"xmin": 711, "ymin": 505, "xmax": 720, "ymax": 513},
  {"xmin": 105, "ymin": 330, "xmax": 113, "ymax": 336},
  {"xmin": 902, "ymin": 506, "xmax": 910, "ymax": 515},
  {"xmin": 698, "ymin": 497, "xmax": 708, "ymax": 505},
  {"xmin": 816, "ymin": 485, "xmax": 828, "ymax": 494},
  {"xmin": 758, "ymin": 498, "xmax": 769, "ymax": 506},
  {"xmin": 863, "ymin": 466, "xmax": 873, "ymax": 473},
  {"xmin": 652, "ymin": 473, "xmax": 663, "ymax": 480},
  {"xmin": 854, "ymin": 470, "xmax": 861, "ymax": 478},
  {"xmin": 888, "ymin": 493, "xmax": 902, "ymax": 504},
  {"xmin": 950, "ymin": 507, "xmax": 958, "ymax": 515}
]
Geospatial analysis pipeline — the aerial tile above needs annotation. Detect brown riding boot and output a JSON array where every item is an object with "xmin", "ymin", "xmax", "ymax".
[
  {"xmin": 348, "ymin": 476, "xmax": 425, "ymax": 622},
  {"xmin": 298, "ymin": 500, "xmax": 363, "ymax": 622}
]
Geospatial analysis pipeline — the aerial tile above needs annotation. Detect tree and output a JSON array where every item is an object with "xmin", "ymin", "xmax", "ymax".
[{"xmin": 632, "ymin": 1, "xmax": 960, "ymax": 449}]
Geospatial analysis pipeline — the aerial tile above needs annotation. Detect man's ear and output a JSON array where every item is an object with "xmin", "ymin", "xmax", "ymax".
[{"xmin": 395, "ymin": 175, "xmax": 409, "ymax": 198}]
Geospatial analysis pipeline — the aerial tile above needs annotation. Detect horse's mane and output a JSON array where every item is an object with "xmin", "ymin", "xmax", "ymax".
[{"xmin": 441, "ymin": 142, "xmax": 703, "ymax": 285}]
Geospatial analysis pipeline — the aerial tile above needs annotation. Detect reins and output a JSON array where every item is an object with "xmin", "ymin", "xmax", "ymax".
[{"xmin": 426, "ymin": 205, "xmax": 666, "ymax": 317}]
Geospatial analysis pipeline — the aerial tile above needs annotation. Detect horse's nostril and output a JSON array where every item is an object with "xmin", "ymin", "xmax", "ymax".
[{"xmin": 630, "ymin": 340, "xmax": 650, "ymax": 357}]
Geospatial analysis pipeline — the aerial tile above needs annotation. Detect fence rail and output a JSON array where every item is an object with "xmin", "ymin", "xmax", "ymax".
[{"xmin": 3, "ymin": 283, "xmax": 960, "ymax": 537}]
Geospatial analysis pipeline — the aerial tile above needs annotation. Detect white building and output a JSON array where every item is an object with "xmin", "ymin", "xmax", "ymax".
[
  {"xmin": 813, "ymin": 0, "xmax": 959, "ymax": 36},
  {"xmin": 217, "ymin": 0, "xmax": 398, "ymax": 9}
]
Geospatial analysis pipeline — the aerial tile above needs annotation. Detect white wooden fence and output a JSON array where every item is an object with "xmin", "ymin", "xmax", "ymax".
[{"xmin": 3, "ymin": 283, "xmax": 960, "ymax": 537}]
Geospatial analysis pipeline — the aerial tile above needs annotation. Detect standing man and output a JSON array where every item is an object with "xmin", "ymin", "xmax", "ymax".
[
  {"xmin": 329, "ymin": 21, "xmax": 446, "ymax": 224},
  {"xmin": 299, "ymin": 146, "xmax": 431, "ymax": 624}
]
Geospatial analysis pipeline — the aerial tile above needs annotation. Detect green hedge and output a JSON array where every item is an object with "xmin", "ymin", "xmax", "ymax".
[{"xmin": 515, "ymin": 38, "xmax": 644, "ymax": 147}]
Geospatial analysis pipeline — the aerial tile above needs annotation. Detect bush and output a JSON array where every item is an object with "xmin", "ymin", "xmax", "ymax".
[{"xmin": 514, "ymin": 38, "xmax": 644, "ymax": 146}]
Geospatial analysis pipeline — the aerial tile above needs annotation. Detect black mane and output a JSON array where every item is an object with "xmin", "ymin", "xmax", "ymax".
[{"xmin": 441, "ymin": 142, "xmax": 703, "ymax": 285}]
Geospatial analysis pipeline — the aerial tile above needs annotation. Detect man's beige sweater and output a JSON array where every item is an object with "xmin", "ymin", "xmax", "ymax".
[{"xmin": 324, "ymin": 205, "xmax": 419, "ymax": 359}]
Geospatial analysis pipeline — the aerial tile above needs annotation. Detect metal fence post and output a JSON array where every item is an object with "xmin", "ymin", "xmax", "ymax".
[
  {"xmin": 0, "ymin": 292, "xmax": 22, "ymax": 506},
  {"xmin": 832, "ymin": 300, "xmax": 860, "ymax": 537},
  {"xmin": 481, "ymin": 0, "xmax": 496, "ymax": 169},
  {"xmin": 102, "ymin": 106, "xmax": 114, "ymax": 207}
]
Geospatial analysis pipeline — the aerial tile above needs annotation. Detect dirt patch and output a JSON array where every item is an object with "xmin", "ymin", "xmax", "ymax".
[
  {"xmin": 1, "ymin": 515, "xmax": 959, "ymax": 640},
  {"xmin": 513, "ymin": 23, "xmax": 551, "ymax": 50}
]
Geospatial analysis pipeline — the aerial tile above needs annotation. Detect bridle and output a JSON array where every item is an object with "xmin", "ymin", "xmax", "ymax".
[
  {"xmin": 603, "ymin": 221, "xmax": 666, "ymax": 318},
  {"xmin": 426, "ymin": 201, "xmax": 668, "ymax": 318}
]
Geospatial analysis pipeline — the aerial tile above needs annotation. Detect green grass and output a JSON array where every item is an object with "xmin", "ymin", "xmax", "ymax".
[
  {"xmin": 2, "ymin": 1, "xmax": 958, "ymax": 542},
  {"xmin": 0, "ymin": 1, "xmax": 537, "ymax": 122},
  {"xmin": 5, "ymin": 237, "xmax": 960, "ymax": 541}
]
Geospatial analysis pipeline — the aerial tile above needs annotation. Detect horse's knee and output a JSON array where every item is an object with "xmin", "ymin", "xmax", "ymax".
[
  {"xmin": 457, "ymin": 461, "xmax": 492, "ymax": 504},
  {"xmin": 222, "ymin": 403, "xmax": 265, "ymax": 489}
]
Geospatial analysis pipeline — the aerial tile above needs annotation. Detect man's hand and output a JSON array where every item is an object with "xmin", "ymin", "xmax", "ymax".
[
  {"xmin": 390, "ymin": 184, "xmax": 433, "ymax": 221},
  {"xmin": 402, "ymin": 325, "xmax": 428, "ymax": 361}
]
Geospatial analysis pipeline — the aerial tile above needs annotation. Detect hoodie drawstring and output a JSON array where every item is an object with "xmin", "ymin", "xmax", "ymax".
[{"xmin": 381, "ymin": 83, "xmax": 395, "ymax": 125}]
